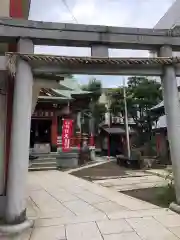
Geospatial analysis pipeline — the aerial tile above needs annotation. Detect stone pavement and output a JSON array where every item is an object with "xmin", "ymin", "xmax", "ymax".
[
  {"xmin": 93, "ymin": 172, "xmax": 168, "ymax": 191},
  {"xmin": 17, "ymin": 171, "xmax": 180, "ymax": 239}
]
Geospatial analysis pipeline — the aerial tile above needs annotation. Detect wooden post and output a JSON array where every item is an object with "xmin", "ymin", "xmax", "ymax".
[{"xmin": 51, "ymin": 115, "xmax": 58, "ymax": 150}]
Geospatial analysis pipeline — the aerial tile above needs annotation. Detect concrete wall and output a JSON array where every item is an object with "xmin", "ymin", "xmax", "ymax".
[
  {"xmin": 150, "ymin": 0, "xmax": 180, "ymax": 53},
  {"xmin": 151, "ymin": 0, "xmax": 180, "ymax": 85},
  {"xmin": 150, "ymin": 0, "xmax": 180, "ymax": 132},
  {"xmin": 154, "ymin": 0, "xmax": 180, "ymax": 29},
  {"xmin": 154, "ymin": 0, "xmax": 180, "ymax": 85},
  {"xmin": 0, "ymin": 0, "xmax": 10, "ymax": 53},
  {"xmin": 0, "ymin": 0, "xmax": 10, "ymax": 17}
]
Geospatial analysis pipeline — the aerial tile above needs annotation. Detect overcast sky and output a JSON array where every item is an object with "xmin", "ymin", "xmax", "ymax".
[{"xmin": 29, "ymin": 0, "xmax": 175, "ymax": 87}]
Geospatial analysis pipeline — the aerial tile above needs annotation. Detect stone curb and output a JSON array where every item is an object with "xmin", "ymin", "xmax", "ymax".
[
  {"xmin": 144, "ymin": 170, "xmax": 173, "ymax": 180},
  {"xmin": 169, "ymin": 202, "xmax": 180, "ymax": 214}
]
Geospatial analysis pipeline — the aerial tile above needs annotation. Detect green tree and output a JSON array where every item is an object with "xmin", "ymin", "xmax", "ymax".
[
  {"xmin": 82, "ymin": 77, "xmax": 102, "ymax": 101},
  {"xmin": 108, "ymin": 76, "xmax": 162, "ymax": 146},
  {"xmin": 82, "ymin": 77, "xmax": 106, "ymax": 133}
]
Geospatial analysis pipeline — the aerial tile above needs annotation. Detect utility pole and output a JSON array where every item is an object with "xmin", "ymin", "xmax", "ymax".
[
  {"xmin": 107, "ymin": 97, "xmax": 111, "ymax": 160},
  {"xmin": 89, "ymin": 98, "xmax": 96, "ymax": 160},
  {"xmin": 123, "ymin": 78, "xmax": 131, "ymax": 159}
]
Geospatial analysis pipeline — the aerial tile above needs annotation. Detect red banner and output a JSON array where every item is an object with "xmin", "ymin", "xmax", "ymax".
[{"xmin": 62, "ymin": 119, "xmax": 73, "ymax": 152}]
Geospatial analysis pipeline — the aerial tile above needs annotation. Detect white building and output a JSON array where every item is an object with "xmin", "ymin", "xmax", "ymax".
[{"xmin": 150, "ymin": 0, "xmax": 180, "ymax": 128}]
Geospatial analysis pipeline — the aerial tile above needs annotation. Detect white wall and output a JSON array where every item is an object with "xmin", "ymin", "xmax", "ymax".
[
  {"xmin": 0, "ymin": 0, "xmax": 10, "ymax": 17},
  {"xmin": 150, "ymin": 0, "xmax": 180, "ymax": 85},
  {"xmin": 152, "ymin": 0, "xmax": 180, "ymax": 128},
  {"xmin": 154, "ymin": 0, "xmax": 180, "ymax": 29}
]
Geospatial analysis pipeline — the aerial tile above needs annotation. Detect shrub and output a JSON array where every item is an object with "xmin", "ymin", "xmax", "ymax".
[
  {"xmin": 155, "ymin": 168, "xmax": 175, "ymax": 207},
  {"xmin": 156, "ymin": 184, "xmax": 176, "ymax": 207}
]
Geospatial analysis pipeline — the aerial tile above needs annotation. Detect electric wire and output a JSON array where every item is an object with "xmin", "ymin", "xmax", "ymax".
[{"xmin": 61, "ymin": 0, "xmax": 78, "ymax": 23}]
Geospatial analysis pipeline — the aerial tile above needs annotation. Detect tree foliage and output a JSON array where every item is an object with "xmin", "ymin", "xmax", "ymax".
[
  {"xmin": 82, "ymin": 77, "xmax": 102, "ymax": 102},
  {"xmin": 108, "ymin": 77, "xmax": 162, "ymax": 144},
  {"xmin": 81, "ymin": 77, "xmax": 106, "ymax": 133}
]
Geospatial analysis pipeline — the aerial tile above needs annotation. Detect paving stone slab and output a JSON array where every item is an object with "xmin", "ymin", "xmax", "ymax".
[
  {"xmin": 108, "ymin": 208, "xmax": 175, "ymax": 220},
  {"xmin": 94, "ymin": 201, "xmax": 127, "ymax": 214},
  {"xmin": 77, "ymin": 190, "xmax": 107, "ymax": 204},
  {"xmin": 63, "ymin": 199, "xmax": 100, "ymax": 215},
  {"xmin": 97, "ymin": 219, "xmax": 133, "ymax": 235},
  {"xmin": 30, "ymin": 225, "xmax": 65, "ymax": 240},
  {"xmin": 10, "ymin": 229, "xmax": 33, "ymax": 240},
  {"xmin": 169, "ymin": 227, "xmax": 180, "ymax": 238},
  {"xmin": 66, "ymin": 222, "xmax": 103, "ymax": 240},
  {"xmin": 35, "ymin": 212, "xmax": 108, "ymax": 227},
  {"xmin": 44, "ymin": 188, "xmax": 78, "ymax": 202},
  {"xmin": 127, "ymin": 216, "xmax": 179, "ymax": 240},
  {"xmin": 154, "ymin": 214, "xmax": 180, "ymax": 228},
  {"xmin": 103, "ymin": 232, "xmax": 142, "ymax": 240}
]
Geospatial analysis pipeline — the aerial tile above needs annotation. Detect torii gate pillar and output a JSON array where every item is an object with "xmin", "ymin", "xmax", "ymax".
[
  {"xmin": 5, "ymin": 39, "xmax": 34, "ymax": 224},
  {"xmin": 159, "ymin": 45, "xmax": 180, "ymax": 204},
  {"xmin": 90, "ymin": 45, "xmax": 109, "ymax": 160}
]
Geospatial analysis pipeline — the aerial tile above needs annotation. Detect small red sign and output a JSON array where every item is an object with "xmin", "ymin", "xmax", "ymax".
[{"xmin": 62, "ymin": 119, "xmax": 73, "ymax": 152}]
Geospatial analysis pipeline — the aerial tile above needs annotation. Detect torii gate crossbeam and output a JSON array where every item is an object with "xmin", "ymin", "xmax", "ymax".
[
  {"xmin": 4, "ymin": 53, "xmax": 180, "ymax": 77},
  {"xmin": 0, "ymin": 18, "xmax": 180, "ymax": 50}
]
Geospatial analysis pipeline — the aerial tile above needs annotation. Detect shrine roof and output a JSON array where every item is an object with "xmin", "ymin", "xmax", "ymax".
[
  {"xmin": 53, "ymin": 89, "xmax": 91, "ymax": 98},
  {"xmin": 38, "ymin": 95, "xmax": 74, "ymax": 102},
  {"xmin": 102, "ymin": 126, "xmax": 135, "ymax": 135},
  {"xmin": 37, "ymin": 77, "xmax": 91, "ymax": 103},
  {"xmin": 151, "ymin": 86, "xmax": 180, "ymax": 112},
  {"xmin": 52, "ymin": 77, "xmax": 91, "ymax": 98},
  {"xmin": 150, "ymin": 101, "xmax": 164, "ymax": 111}
]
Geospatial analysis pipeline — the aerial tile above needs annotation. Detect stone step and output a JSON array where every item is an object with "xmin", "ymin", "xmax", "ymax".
[
  {"xmin": 30, "ymin": 161, "xmax": 57, "ymax": 168},
  {"xmin": 32, "ymin": 158, "xmax": 56, "ymax": 163},
  {"xmin": 31, "ymin": 153, "xmax": 58, "ymax": 158},
  {"xmin": 29, "ymin": 166, "xmax": 57, "ymax": 171}
]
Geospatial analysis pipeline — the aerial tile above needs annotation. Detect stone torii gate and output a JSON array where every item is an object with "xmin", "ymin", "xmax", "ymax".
[{"xmin": 1, "ymin": 18, "xmax": 180, "ymax": 232}]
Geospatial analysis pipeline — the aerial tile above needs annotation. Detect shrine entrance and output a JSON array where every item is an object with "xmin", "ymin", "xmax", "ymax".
[{"xmin": 30, "ymin": 119, "xmax": 51, "ymax": 148}]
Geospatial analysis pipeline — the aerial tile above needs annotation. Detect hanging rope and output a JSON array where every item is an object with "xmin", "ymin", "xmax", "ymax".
[
  {"xmin": 5, "ymin": 52, "xmax": 180, "ymax": 76},
  {"xmin": 6, "ymin": 53, "xmax": 17, "ymax": 77}
]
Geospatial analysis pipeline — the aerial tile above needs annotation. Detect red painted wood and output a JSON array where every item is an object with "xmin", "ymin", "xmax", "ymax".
[
  {"xmin": 156, "ymin": 133, "xmax": 161, "ymax": 155},
  {"xmin": 10, "ymin": 0, "xmax": 24, "ymax": 18},
  {"xmin": 5, "ymin": 79, "xmax": 14, "ymax": 180}
]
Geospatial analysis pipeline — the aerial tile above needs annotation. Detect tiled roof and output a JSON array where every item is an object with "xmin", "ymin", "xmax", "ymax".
[
  {"xmin": 102, "ymin": 127, "xmax": 135, "ymax": 134},
  {"xmin": 52, "ymin": 77, "xmax": 90, "ymax": 98},
  {"xmin": 151, "ymin": 89, "xmax": 180, "ymax": 111},
  {"xmin": 38, "ymin": 96, "xmax": 74, "ymax": 102},
  {"xmin": 150, "ymin": 101, "xmax": 164, "ymax": 110}
]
